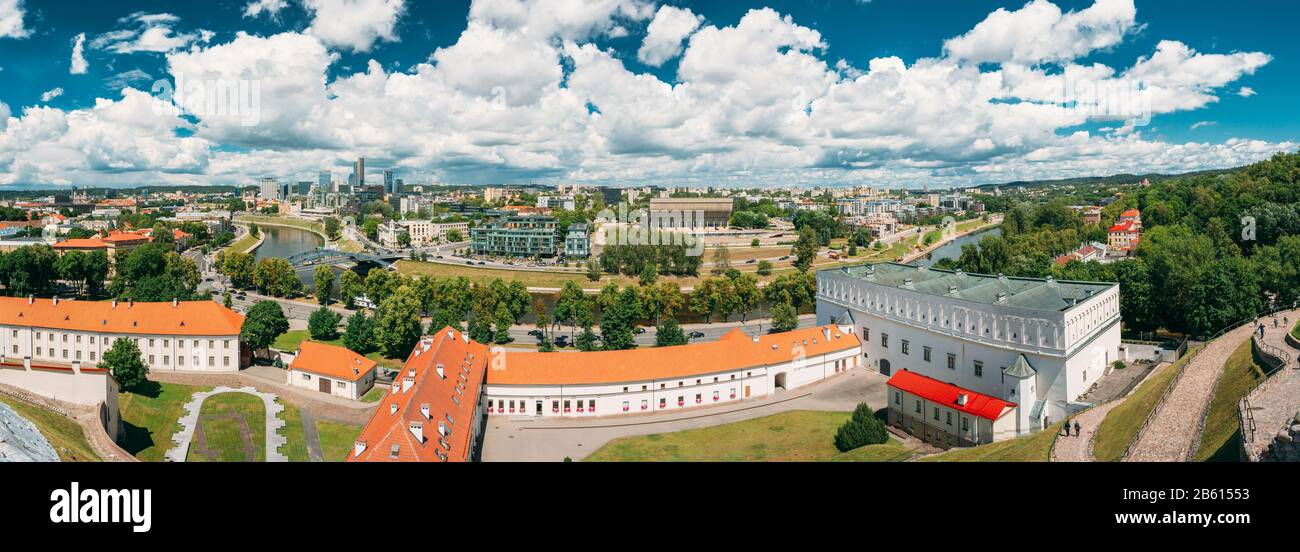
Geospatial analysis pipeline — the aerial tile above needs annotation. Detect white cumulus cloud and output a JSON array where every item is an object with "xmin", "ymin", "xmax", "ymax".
[
  {"xmin": 304, "ymin": 0, "xmax": 405, "ymax": 52},
  {"xmin": 637, "ymin": 5, "xmax": 702, "ymax": 67},
  {"xmin": 944, "ymin": 0, "xmax": 1138, "ymax": 65},
  {"xmin": 0, "ymin": 0, "xmax": 29, "ymax": 39},
  {"xmin": 70, "ymin": 33, "xmax": 89, "ymax": 74}
]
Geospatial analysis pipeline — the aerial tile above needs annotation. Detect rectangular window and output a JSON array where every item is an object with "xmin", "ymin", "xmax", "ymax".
[
  {"xmin": 164, "ymin": 339, "xmax": 169, "ymax": 347},
  {"xmin": 149, "ymin": 339, "xmax": 155, "ymax": 347},
  {"xmin": 901, "ymin": 340, "xmax": 909, "ymax": 355},
  {"xmin": 946, "ymin": 412, "xmax": 953, "ymax": 426},
  {"xmin": 76, "ymin": 351, "xmax": 82, "ymax": 360},
  {"xmin": 915, "ymin": 400, "xmax": 921, "ymax": 414},
  {"xmin": 933, "ymin": 407, "xmax": 940, "ymax": 421},
  {"xmin": 923, "ymin": 346, "xmax": 931, "ymax": 362},
  {"xmin": 76, "ymin": 335, "xmax": 81, "ymax": 344},
  {"xmin": 974, "ymin": 361, "xmax": 984, "ymax": 378},
  {"xmin": 149, "ymin": 355, "xmax": 155, "ymax": 364},
  {"xmin": 178, "ymin": 356, "xmax": 185, "ymax": 366},
  {"xmin": 862, "ymin": 327, "xmax": 869, "ymax": 342},
  {"xmin": 893, "ymin": 391, "xmax": 900, "ymax": 405},
  {"xmin": 881, "ymin": 333, "xmax": 889, "ymax": 348},
  {"xmin": 961, "ymin": 417, "xmax": 969, "ymax": 432},
  {"xmin": 947, "ymin": 354, "xmax": 956, "ymax": 370},
  {"xmin": 223, "ymin": 340, "xmax": 230, "ymax": 349},
  {"xmin": 223, "ymin": 357, "xmax": 230, "ymax": 367},
  {"xmin": 208, "ymin": 356, "xmax": 214, "ymax": 367},
  {"xmin": 164, "ymin": 356, "xmax": 169, "ymax": 366},
  {"xmin": 90, "ymin": 351, "xmax": 96, "ymax": 361}
]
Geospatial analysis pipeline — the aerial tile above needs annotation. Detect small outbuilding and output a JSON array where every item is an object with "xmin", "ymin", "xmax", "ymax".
[{"xmin": 287, "ymin": 342, "xmax": 378, "ymax": 401}]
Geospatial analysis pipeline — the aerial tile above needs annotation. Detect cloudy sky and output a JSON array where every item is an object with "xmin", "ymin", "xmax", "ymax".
[{"xmin": 0, "ymin": 0, "xmax": 1296, "ymax": 189}]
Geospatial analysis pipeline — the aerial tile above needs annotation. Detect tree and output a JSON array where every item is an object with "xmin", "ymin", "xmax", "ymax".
[
  {"xmin": 241, "ymin": 301, "xmax": 289, "ymax": 355},
  {"xmin": 314, "ymin": 266, "xmax": 336, "ymax": 305},
  {"xmin": 793, "ymin": 226, "xmax": 820, "ymax": 272},
  {"xmin": 733, "ymin": 274, "xmax": 761, "ymax": 324},
  {"xmin": 222, "ymin": 251, "xmax": 256, "ymax": 289},
  {"xmin": 655, "ymin": 316, "xmax": 687, "ymax": 347},
  {"xmin": 1185, "ymin": 256, "xmax": 1261, "ymax": 338},
  {"xmin": 343, "ymin": 312, "xmax": 376, "ymax": 354},
  {"xmin": 446, "ymin": 228, "xmax": 463, "ymax": 242},
  {"xmin": 103, "ymin": 337, "xmax": 148, "ymax": 391},
  {"xmin": 638, "ymin": 264, "xmax": 658, "ymax": 287},
  {"xmin": 493, "ymin": 302, "xmax": 514, "ymax": 345},
  {"xmin": 770, "ymin": 293, "xmax": 799, "ymax": 333},
  {"xmin": 249, "ymin": 223, "xmax": 260, "ymax": 238},
  {"xmin": 223, "ymin": 292, "xmax": 233, "ymax": 308},
  {"xmin": 253, "ymin": 257, "xmax": 302, "ymax": 298},
  {"xmin": 833, "ymin": 403, "xmax": 888, "ymax": 452},
  {"xmin": 365, "ymin": 270, "xmax": 400, "ymax": 306},
  {"xmin": 756, "ymin": 260, "xmax": 773, "ymax": 277},
  {"xmin": 601, "ymin": 287, "xmax": 640, "ymax": 350},
  {"xmin": 374, "ymin": 285, "xmax": 424, "ymax": 357},
  {"xmin": 576, "ymin": 325, "xmax": 599, "ymax": 352},
  {"xmin": 339, "ymin": 270, "xmax": 364, "ymax": 309},
  {"xmin": 323, "ymin": 216, "xmax": 341, "ymax": 240},
  {"xmin": 504, "ymin": 280, "xmax": 531, "ymax": 324},
  {"xmin": 427, "ymin": 308, "xmax": 462, "ymax": 333},
  {"xmin": 554, "ymin": 280, "xmax": 586, "ymax": 339},
  {"xmin": 398, "ymin": 231, "xmax": 412, "ymax": 248},
  {"xmin": 586, "ymin": 259, "xmax": 601, "ymax": 282},
  {"xmin": 710, "ymin": 245, "xmax": 732, "ymax": 276},
  {"xmin": 308, "ymin": 307, "xmax": 342, "ymax": 341}
]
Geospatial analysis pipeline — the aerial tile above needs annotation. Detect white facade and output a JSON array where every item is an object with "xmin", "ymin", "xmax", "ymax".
[
  {"xmin": 2, "ymin": 325, "xmax": 240, "ymax": 373},
  {"xmin": 817, "ymin": 263, "xmax": 1122, "ymax": 437},
  {"xmin": 484, "ymin": 332, "xmax": 861, "ymax": 418},
  {"xmin": 286, "ymin": 368, "xmax": 376, "ymax": 401}
]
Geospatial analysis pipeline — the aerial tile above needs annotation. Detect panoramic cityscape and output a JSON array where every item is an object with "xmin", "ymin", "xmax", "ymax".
[{"xmin": 1, "ymin": 0, "xmax": 1298, "ymax": 536}]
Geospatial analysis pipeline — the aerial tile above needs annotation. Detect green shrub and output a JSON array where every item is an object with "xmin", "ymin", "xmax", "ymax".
[{"xmin": 834, "ymin": 403, "xmax": 889, "ymax": 452}]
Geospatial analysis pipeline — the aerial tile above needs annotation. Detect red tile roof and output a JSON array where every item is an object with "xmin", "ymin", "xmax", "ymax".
[
  {"xmin": 488, "ymin": 325, "xmax": 860, "ymax": 386},
  {"xmin": 1120, "ymin": 209, "xmax": 1140, "ymax": 218},
  {"xmin": 887, "ymin": 370, "xmax": 1015, "ymax": 421},
  {"xmin": 1108, "ymin": 220, "xmax": 1138, "ymax": 233},
  {"xmin": 348, "ymin": 328, "xmax": 489, "ymax": 462},
  {"xmin": 0, "ymin": 297, "xmax": 244, "ymax": 336},
  {"xmin": 290, "ymin": 341, "xmax": 376, "ymax": 382},
  {"xmin": 53, "ymin": 238, "xmax": 109, "ymax": 250}
]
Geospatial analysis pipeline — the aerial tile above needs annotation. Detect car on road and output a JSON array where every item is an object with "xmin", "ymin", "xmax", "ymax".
[
  {"xmin": 435, "ymin": 255, "xmax": 444, "ymax": 260},
  {"xmin": 466, "ymin": 261, "xmax": 475, "ymax": 266},
  {"xmin": 779, "ymin": 256, "xmax": 790, "ymax": 261},
  {"xmin": 528, "ymin": 329, "xmax": 544, "ymax": 338},
  {"xmin": 746, "ymin": 259, "xmax": 756, "ymax": 264},
  {"xmin": 478, "ymin": 261, "xmax": 487, "ymax": 265},
  {"xmin": 553, "ymin": 336, "xmax": 570, "ymax": 348},
  {"xmin": 633, "ymin": 327, "xmax": 647, "ymax": 335},
  {"xmin": 688, "ymin": 331, "xmax": 706, "ymax": 339}
]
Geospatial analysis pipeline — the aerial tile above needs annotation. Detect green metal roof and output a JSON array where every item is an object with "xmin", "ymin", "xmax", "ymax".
[
  {"xmin": 1003, "ymin": 354, "xmax": 1036, "ymax": 379},
  {"xmin": 835, "ymin": 262, "xmax": 1115, "ymax": 313}
]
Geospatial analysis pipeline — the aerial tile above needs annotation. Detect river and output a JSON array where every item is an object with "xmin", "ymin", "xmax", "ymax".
[
  {"xmin": 252, "ymin": 225, "xmax": 334, "ymax": 289},
  {"xmin": 913, "ymin": 226, "xmax": 1003, "ymax": 267}
]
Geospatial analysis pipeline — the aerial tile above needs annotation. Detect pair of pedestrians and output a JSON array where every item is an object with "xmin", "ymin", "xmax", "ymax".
[{"xmin": 1061, "ymin": 419, "xmax": 1082, "ymax": 437}]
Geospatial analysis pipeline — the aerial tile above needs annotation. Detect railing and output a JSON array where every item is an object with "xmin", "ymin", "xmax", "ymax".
[
  {"xmin": 1233, "ymin": 319, "xmax": 1298, "ymax": 461},
  {"xmin": 1125, "ymin": 308, "xmax": 1287, "ymax": 462}
]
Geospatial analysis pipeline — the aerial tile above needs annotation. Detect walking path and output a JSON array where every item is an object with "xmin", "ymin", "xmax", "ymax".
[
  {"xmin": 150, "ymin": 369, "xmax": 376, "ymax": 425},
  {"xmin": 1124, "ymin": 323, "xmax": 1256, "ymax": 462},
  {"xmin": 165, "ymin": 386, "xmax": 288, "ymax": 462},
  {"xmin": 1050, "ymin": 401, "xmax": 1121, "ymax": 462},
  {"xmin": 1240, "ymin": 311, "xmax": 1300, "ymax": 460},
  {"xmin": 299, "ymin": 408, "xmax": 325, "ymax": 462}
]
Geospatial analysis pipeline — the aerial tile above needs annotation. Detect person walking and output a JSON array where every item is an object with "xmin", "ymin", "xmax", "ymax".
[
  {"xmin": 1074, "ymin": 420, "xmax": 1082, "ymax": 438},
  {"xmin": 1062, "ymin": 420, "xmax": 1071, "ymax": 437}
]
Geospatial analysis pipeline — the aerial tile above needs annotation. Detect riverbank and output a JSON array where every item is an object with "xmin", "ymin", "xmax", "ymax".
[
  {"xmin": 902, "ymin": 217, "xmax": 1003, "ymax": 264},
  {"xmin": 226, "ymin": 224, "xmax": 265, "ymax": 256}
]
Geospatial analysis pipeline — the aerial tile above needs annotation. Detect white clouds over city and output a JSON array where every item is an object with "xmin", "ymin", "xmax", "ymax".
[{"xmin": 0, "ymin": 0, "xmax": 1290, "ymax": 188}]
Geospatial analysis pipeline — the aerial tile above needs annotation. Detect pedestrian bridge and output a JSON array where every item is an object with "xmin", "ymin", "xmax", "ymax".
[{"xmin": 286, "ymin": 248, "xmax": 403, "ymax": 269}]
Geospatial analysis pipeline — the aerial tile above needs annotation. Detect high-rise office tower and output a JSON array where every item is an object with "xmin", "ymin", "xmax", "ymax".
[
  {"xmin": 259, "ymin": 177, "xmax": 279, "ymax": 201},
  {"xmin": 319, "ymin": 170, "xmax": 332, "ymax": 193},
  {"xmin": 353, "ymin": 158, "xmax": 366, "ymax": 188},
  {"xmin": 384, "ymin": 169, "xmax": 395, "ymax": 195}
]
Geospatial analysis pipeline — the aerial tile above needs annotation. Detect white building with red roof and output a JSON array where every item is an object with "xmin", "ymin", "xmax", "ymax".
[{"xmin": 287, "ymin": 342, "xmax": 378, "ymax": 400}]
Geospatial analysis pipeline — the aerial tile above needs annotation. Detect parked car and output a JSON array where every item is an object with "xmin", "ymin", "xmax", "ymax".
[
  {"xmin": 528, "ymin": 329, "xmax": 544, "ymax": 338},
  {"xmin": 554, "ymin": 336, "xmax": 570, "ymax": 347},
  {"xmin": 688, "ymin": 331, "xmax": 706, "ymax": 339}
]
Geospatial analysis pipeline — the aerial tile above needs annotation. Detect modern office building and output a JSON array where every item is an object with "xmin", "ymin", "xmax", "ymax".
[
  {"xmin": 383, "ymin": 169, "xmax": 396, "ymax": 195},
  {"xmin": 816, "ymin": 262, "xmax": 1121, "ymax": 446},
  {"xmin": 470, "ymin": 215, "xmax": 560, "ymax": 257},
  {"xmin": 598, "ymin": 186, "xmax": 622, "ymax": 207},
  {"xmin": 319, "ymin": 170, "xmax": 333, "ymax": 193},
  {"xmin": 259, "ymin": 177, "xmax": 279, "ymax": 201},
  {"xmin": 352, "ymin": 158, "xmax": 366, "ymax": 189},
  {"xmin": 564, "ymin": 223, "xmax": 590, "ymax": 258}
]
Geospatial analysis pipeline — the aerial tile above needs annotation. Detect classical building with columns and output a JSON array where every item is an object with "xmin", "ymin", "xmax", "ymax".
[{"xmin": 817, "ymin": 262, "xmax": 1121, "ymax": 446}]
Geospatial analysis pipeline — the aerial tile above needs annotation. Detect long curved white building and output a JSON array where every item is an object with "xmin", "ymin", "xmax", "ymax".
[{"xmin": 817, "ymin": 262, "xmax": 1121, "ymax": 445}]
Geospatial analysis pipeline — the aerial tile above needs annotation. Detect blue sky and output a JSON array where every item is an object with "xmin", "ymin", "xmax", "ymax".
[{"xmin": 0, "ymin": 0, "xmax": 1296, "ymax": 188}]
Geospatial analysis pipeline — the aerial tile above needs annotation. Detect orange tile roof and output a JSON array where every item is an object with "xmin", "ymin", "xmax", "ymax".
[
  {"xmin": 0, "ymin": 297, "xmax": 244, "ymax": 336},
  {"xmin": 53, "ymin": 238, "xmax": 109, "ymax": 250},
  {"xmin": 1120, "ymin": 209, "xmax": 1140, "ymax": 218},
  {"xmin": 349, "ymin": 328, "xmax": 489, "ymax": 463},
  {"xmin": 290, "ymin": 341, "xmax": 376, "ymax": 382},
  {"xmin": 488, "ymin": 325, "xmax": 860, "ymax": 386},
  {"xmin": 887, "ymin": 370, "xmax": 1015, "ymax": 421}
]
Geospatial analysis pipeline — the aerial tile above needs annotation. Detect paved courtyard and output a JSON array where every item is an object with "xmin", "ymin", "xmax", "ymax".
[{"xmin": 481, "ymin": 368, "xmax": 889, "ymax": 462}]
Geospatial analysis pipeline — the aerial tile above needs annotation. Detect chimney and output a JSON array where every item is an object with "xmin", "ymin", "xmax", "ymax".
[
  {"xmin": 956, "ymin": 393, "xmax": 969, "ymax": 406},
  {"xmin": 172, "ymin": 298, "xmax": 178, "ymax": 307},
  {"xmin": 402, "ymin": 376, "xmax": 415, "ymax": 393},
  {"xmin": 353, "ymin": 440, "xmax": 367, "ymax": 457},
  {"xmin": 435, "ymin": 364, "xmax": 445, "ymax": 379},
  {"xmin": 408, "ymin": 421, "xmax": 425, "ymax": 444},
  {"xmin": 437, "ymin": 421, "xmax": 450, "ymax": 437},
  {"xmin": 52, "ymin": 296, "xmax": 58, "ymax": 306},
  {"xmin": 823, "ymin": 328, "xmax": 831, "ymax": 341},
  {"xmin": 420, "ymin": 403, "xmax": 431, "ymax": 420},
  {"xmin": 28, "ymin": 295, "xmax": 34, "ymax": 305},
  {"xmin": 112, "ymin": 300, "xmax": 118, "ymax": 308}
]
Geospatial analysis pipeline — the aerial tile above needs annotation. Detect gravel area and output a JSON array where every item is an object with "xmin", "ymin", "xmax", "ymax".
[
  {"xmin": 1241, "ymin": 310, "xmax": 1300, "ymax": 460},
  {"xmin": 1051, "ymin": 401, "xmax": 1120, "ymax": 462},
  {"xmin": 1125, "ymin": 323, "xmax": 1256, "ymax": 462}
]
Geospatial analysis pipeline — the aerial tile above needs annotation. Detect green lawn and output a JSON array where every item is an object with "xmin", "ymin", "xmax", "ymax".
[
  {"xmin": 919, "ymin": 422, "xmax": 1063, "ymax": 462},
  {"xmin": 1092, "ymin": 348, "xmax": 1199, "ymax": 462},
  {"xmin": 117, "ymin": 381, "xmax": 208, "ymax": 462},
  {"xmin": 1195, "ymin": 340, "xmax": 1267, "ymax": 462},
  {"xmin": 317, "ymin": 418, "xmax": 365, "ymax": 461},
  {"xmin": 226, "ymin": 233, "xmax": 260, "ymax": 255},
  {"xmin": 584, "ymin": 410, "xmax": 914, "ymax": 462},
  {"xmin": 186, "ymin": 393, "xmax": 266, "ymax": 462},
  {"xmin": 1292, "ymin": 319, "xmax": 1300, "ymax": 340},
  {"xmin": 273, "ymin": 330, "xmax": 343, "ymax": 351},
  {"xmin": 360, "ymin": 385, "xmax": 387, "ymax": 403},
  {"xmin": 276, "ymin": 401, "xmax": 362, "ymax": 462},
  {"xmin": 0, "ymin": 396, "xmax": 102, "ymax": 462}
]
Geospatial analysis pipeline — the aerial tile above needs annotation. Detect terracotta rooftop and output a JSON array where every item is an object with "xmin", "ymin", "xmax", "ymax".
[
  {"xmin": 290, "ymin": 341, "xmax": 376, "ymax": 382},
  {"xmin": 488, "ymin": 325, "xmax": 860, "ymax": 386},
  {"xmin": 348, "ymin": 328, "xmax": 489, "ymax": 463},
  {"xmin": 0, "ymin": 297, "xmax": 244, "ymax": 336}
]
